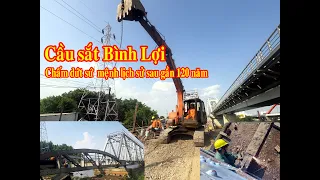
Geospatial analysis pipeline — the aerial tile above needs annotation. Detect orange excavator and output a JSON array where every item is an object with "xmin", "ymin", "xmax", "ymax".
[{"xmin": 116, "ymin": 0, "xmax": 207, "ymax": 146}]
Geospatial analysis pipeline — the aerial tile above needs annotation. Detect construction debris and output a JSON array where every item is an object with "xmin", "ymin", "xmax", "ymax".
[
  {"xmin": 203, "ymin": 122, "xmax": 280, "ymax": 180},
  {"xmin": 274, "ymin": 145, "xmax": 280, "ymax": 153}
]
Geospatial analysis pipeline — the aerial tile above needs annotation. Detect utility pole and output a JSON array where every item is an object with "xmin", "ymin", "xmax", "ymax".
[
  {"xmin": 77, "ymin": 23, "xmax": 118, "ymax": 121},
  {"xmin": 132, "ymin": 102, "xmax": 139, "ymax": 132}
]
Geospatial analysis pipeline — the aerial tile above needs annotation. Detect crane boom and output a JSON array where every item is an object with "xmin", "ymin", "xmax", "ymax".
[{"xmin": 117, "ymin": 1, "xmax": 184, "ymax": 119}]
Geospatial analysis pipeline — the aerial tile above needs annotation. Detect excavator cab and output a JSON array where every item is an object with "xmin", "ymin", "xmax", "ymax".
[
  {"xmin": 117, "ymin": 0, "xmax": 146, "ymax": 22},
  {"xmin": 158, "ymin": 90, "xmax": 206, "ymax": 146},
  {"xmin": 182, "ymin": 98, "xmax": 207, "ymax": 129}
]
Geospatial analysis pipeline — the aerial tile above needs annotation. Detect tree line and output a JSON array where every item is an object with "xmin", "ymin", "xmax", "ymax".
[
  {"xmin": 40, "ymin": 141, "xmax": 73, "ymax": 152},
  {"xmin": 40, "ymin": 88, "xmax": 159, "ymax": 128}
]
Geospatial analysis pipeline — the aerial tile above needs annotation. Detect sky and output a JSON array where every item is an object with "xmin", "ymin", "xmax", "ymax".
[
  {"xmin": 40, "ymin": 0, "xmax": 280, "ymax": 116},
  {"xmin": 44, "ymin": 121, "xmax": 142, "ymax": 150}
]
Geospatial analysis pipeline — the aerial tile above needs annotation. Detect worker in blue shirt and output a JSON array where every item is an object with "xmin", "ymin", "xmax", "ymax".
[{"xmin": 213, "ymin": 139, "xmax": 240, "ymax": 167}]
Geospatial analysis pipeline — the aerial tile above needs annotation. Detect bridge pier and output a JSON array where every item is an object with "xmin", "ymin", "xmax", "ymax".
[
  {"xmin": 209, "ymin": 113, "xmax": 237, "ymax": 128},
  {"xmin": 208, "ymin": 115, "xmax": 222, "ymax": 128},
  {"xmin": 223, "ymin": 113, "xmax": 238, "ymax": 123}
]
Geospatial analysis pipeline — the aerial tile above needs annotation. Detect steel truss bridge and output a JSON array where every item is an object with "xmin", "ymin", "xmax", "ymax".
[{"xmin": 40, "ymin": 131, "xmax": 144, "ymax": 180}]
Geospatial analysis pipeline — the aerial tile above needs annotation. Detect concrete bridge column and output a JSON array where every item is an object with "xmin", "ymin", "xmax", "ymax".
[
  {"xmin": 223, "ymin": 114, "xmax": 237, "ymax": 123},
  {"xmin": 209, "ymin": 114, "xmax": 223, "ymax": 128}
]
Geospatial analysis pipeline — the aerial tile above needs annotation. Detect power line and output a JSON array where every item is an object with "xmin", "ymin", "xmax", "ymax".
[
  {"xmin": 76, "ymin": 0, "xmax": 121, "ymax": 45},
  {"xmin": 61, "ymin": 0, "xmax": 101, "ymax": 30},
  {"xmin": 41, "ymin": 3, "xmax": 119, "ymax": 46},
  {"xmin": 53, "ymin": 0, "xmax": 101, "ymax": 33},
  {"xmin": 115, "ymin": 21, "xmax": 123, "ymax": 68},
  {"xmin": 79, "ymin": 0, "xmax": 108, "ymax": 24},
  {"xmin": 40, "ymin": 5, "xmax": 100, "ymax": 44},
  {"xmin": 40, "ymin": 74, "xmax": 89, "ymax": 85},
  {"xmin": 40, "ymin": 83, "xmax": 95, "ymax": 89}
]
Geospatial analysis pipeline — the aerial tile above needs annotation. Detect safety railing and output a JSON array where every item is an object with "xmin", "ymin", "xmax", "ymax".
[{"xmin": 213, "ymin": 25, "xmax": 280, "ymax": 112}]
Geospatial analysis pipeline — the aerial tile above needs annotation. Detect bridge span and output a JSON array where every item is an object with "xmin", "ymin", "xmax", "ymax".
[
  {"xmin": 40, "ymin": 131, "xmax": 144, "ymax": 180},
  {"xmin": 211, "ymin": 25, "xmax": 280, "ymax": 121}
]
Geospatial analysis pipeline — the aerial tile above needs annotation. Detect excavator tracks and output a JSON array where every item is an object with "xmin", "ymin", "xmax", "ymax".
[
  {"xmin": 193, "ymin": 130, "xmax": 204, "ymax": 147},
  {"xmin": 157, "ymin": 126, "xmax": 205, "ymax": 147}
]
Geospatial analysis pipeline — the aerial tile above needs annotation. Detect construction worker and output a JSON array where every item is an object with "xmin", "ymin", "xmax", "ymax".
[
  {"xmin": 144, "ymin": 116, "xmax": 163, "ymax": 139},
  {"xmin": 63, "ymin": 159, "xmax": 69, "ymax": 168},
  {"xmin": 144, "ymin": 117, "xmax": 155, "ymax": 140},
  {"xmin": 213, "ymin": 139, "xmax": 239, "ymax": 167},
  {"xmin": 153, "ymin": 118, "xmax": 163, "ymax": 130},
  {"xmin": 185, "ymin": 104, "xmax": 196, "ymax": 120}
]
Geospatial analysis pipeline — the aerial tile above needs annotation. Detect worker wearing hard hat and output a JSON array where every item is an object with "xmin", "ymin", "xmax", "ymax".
[
  {"xmin": 144, "ymin": 116, "xmax": 163, "ymax": 139},
  {"xmin": 213, "ymin": 139, "xmax": 240, "ymax": 167},
  {"xmin": 151, "ymin": 118, "xmax": 163, "ymax": 131}
]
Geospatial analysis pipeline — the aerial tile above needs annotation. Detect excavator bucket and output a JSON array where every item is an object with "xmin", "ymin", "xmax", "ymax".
[{"xmin": 117, "ymin": 0, "xmax": 146, "ymax": 22}]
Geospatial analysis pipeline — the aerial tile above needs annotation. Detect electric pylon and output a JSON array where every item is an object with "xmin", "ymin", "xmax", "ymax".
[
  {"xmin": 78, "ymin": 23, "xmax": 118, "ymax": 121},
  {"xmin": 40, "ymin": 121, "xmax": 49, "ymax": 152}
]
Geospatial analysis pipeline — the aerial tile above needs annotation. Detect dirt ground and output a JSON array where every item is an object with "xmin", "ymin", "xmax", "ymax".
[
  {"xmin": 225, "ymin": 122, "xmax": 280, "ymax": 179},
  {"xmin": 227, "ymin": 122, "xmax": 261, "ymax": 154},
  {"xmin": 90, "ymin": 176, "xmax": 123, "ymax": 180},
  {"xmin": 254, "ymin": 127, "xmax": 280, "ymax": 180},
  {"xmin": 144, "ymin": 137, "xmax": 200, "ymax": 180}
]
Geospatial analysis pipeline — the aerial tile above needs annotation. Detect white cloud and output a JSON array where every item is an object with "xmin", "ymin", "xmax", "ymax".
[
  {"xmin": 200, "ymin": 85, "xmax": 220, "ymax": 98},
  {"xmin": 152, "ymin": 81, "xmax": 175, "ymax": 92},
  {"xmin": 115, "ymin": 80, "xmax": 220, "ymax": 116},
  {"xmin": 74, "ymin": 132, "xmax": 96, "ymax": 149}
]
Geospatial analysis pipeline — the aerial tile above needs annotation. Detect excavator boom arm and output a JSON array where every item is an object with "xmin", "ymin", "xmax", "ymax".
[
  {"xmin": 139, "ymin": 17, "xmax": 184, "ymax": 119},
  {"xmin": 117, "ymin": 0, "xmax": 184, "ymax": 119},
  {"xmin": 138, "ymin": 17, "xmax": 184, "ymax": 93}
]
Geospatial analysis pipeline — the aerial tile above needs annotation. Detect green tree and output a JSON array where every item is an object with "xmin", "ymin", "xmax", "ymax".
[
  {"xmin": 235, "ymin": 115, "xmax": 254, "ymax": 122},
  {"xmin": 40, "ymin": 96, "xmax": 77, "ymax": 113},
  {"xmin": 40, "ymin": 89, "xmax": 158, "ymax": 126},
  {"xmin": 118, "ymin": 98, "xmax": 157, "ymax": 129},
  {"xmin": 40, "ymin": 141, "xmax": 73, "ymax": 152}
]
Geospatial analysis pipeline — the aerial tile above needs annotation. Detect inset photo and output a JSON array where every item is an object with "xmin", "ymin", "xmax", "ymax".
[
  {"xmin": 40, "ymin": 121, "xmax": 144, "ymax": 180},
  {"xmin": 201, "ymin": 121, "xmax": 280, "ymax": 180}
]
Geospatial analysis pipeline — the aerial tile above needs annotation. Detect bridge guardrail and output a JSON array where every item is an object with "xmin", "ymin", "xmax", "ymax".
[{"xmin": 213, "ymin": 25, "xmax": 280, "ymax": 112}]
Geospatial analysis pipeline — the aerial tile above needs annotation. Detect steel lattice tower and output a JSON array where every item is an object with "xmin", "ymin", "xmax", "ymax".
[
  {"xmin": 78, "ymin": 23, "xmax": 118, "ymax": 121},
  {"xmin": 40, "ymin": 121, "xmax": 49, "ymax": 152}
]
